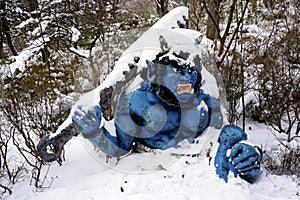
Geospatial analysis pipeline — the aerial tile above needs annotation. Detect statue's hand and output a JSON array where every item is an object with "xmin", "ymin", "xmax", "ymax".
[
  {"xmin": 214, "ymin": 125, "xmax": 262, "ymax": 183},
  {"xmin": 72, "ymin": 105, "xmax": 102, "ymax": 135},
  {"xmin": 37, "ymin": 124, "xmax": 78, "ymax": 162},
  {"xmin": 229, "ymin": 143, "xmax": 261, "ymax": 179}
]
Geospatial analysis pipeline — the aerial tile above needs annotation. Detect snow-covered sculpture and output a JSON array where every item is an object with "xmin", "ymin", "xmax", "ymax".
[{"xmin": 37, "ymin": 7, "xmax": 261, "ymax": 183}]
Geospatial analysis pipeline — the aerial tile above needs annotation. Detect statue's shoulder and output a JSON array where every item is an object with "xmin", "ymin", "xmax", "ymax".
[{"xmin": 130, "ymin": 83, "xmax": 159, "ymax": 103}]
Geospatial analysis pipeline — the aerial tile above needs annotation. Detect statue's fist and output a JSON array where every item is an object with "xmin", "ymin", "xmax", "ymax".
[
  {"xmin": 229, "ymin": 143, "xmax": 261, "ymax": 178},
  {"xmin": 72, "ymin": 105, "xmax": 102, "ymax": 135},
  {"xmin": 215, "ymin": 125, "xmax": 262, "ymax": 183}
]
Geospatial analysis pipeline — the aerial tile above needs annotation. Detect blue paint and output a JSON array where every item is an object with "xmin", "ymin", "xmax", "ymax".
[
  {"xmin": 72, "ymin": 53, "xmax": 222, "ymax": 156},
  {"xmin": 215, "ymin": 125, "xmax": 261, "ymax": 182}
]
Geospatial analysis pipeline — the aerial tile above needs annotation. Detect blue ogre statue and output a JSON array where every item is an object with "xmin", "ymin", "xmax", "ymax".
[{"xmin": 37, "ymin": 7, "xmax": 261, "ymax": 183}]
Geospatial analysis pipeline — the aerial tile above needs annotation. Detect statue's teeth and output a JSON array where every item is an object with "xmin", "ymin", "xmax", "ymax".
[{"xmin": 176, "ymin": 84, "xmax": 193, "ymax": 95}]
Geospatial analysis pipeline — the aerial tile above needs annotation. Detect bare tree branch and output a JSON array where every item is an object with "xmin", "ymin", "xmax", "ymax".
[{"xmin": 217, "ymin": 0, "xmax": 250, "ymax": 67}]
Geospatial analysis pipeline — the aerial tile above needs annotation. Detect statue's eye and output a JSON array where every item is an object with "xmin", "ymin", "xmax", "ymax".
[
  {"xmin": 188, "ymin": 67, "xmax": 195, "ymax": 73},
  {"xmin": 162, "ymin": 56, "xmax": 169, "ymax": 63},
  {"xmin": 173, "ymin": 67, "xmax": 180, "ymax": 73},
  {"xmin": 177, "ymin": 59, "xmax": 182, "ymax": 64}
]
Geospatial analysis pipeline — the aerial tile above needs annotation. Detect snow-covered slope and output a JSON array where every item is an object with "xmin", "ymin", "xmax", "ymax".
[{"xmin": 7, "ymin": 122, "xmax": 299, "ymax": 200}]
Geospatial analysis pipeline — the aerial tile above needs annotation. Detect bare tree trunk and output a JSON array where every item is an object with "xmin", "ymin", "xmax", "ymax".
[
  {"xmin": 0, "ymin": 1, "xmax": 18, "ymax": 56},
  {"xmin": 112, "ymin": 0, "xmax": 120, "ymax": 17},
  {"xmin": 205, "ymin": 0, "xmax": 221, "ymax": 40},
  {"xmin": 241, "ymin": 51, "xmax": 246, "ymax": 131},
  {"xmin": 2, "ymin": 20, "xmax": 18, "ymax": 56},
  {"xmin": 25, "ymin": 0, "xmax": 39, "ymax": 18},
  {"xmin": 0, "ymin": 20, "xmax": 4, "ymax": 57},
  {"xmin": 156, "ymin": 0, "xmax": 169, "ymax": 17},
  {"xmin": 25, "ymin": 0, "xmax": 38, "ymax": 11},
  {"xmin": 182, "ymin": 0, "xmax": 189, "ymax": 6}
]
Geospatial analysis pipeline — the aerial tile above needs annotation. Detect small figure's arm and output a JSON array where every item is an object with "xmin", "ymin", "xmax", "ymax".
[{"xmin": 214, "ymin": 125, "xmax": 262, "ymax": 183}]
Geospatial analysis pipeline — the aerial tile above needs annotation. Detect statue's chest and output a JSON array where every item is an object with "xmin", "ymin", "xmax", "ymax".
[
  {"xmin": 136, "ymin": 104, "xmax": 200, "ymax": 134},
  {"xmin": 126, "ymin": 87, "xmax": 206, "ymax": 137},
  {"xmin": 180, "ymin": 108, "xmax": 200, "ymax": 132}
]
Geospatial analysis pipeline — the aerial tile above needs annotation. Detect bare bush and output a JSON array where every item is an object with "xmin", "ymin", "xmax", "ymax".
[
  {"xmin": 262, "ymin": 135, "xmax": 300, "ymax": 177},
  {"xmin": 0, "ymin": 59, "xmax": 77, "ymax": 192}
]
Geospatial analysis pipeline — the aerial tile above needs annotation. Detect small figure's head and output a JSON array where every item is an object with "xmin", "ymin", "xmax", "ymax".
[
  {"xmin": 218, "ymin": 125, "xmax": 247, "ymax": 147},
  {"xmin": 146, "ymin": 52, "xmax": 202, "ymax": 103}
]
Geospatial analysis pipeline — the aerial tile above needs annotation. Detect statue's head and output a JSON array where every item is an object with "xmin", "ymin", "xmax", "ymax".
[
  {"xmin": 146, "ymin": 51, "xmax": 202, "ymax": 103},
  {"xmin": 218, "ymin": 125, "xmax": 247, "ymax": 146}
]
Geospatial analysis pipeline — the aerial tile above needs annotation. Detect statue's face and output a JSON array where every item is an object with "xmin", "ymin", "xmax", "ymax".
[
  {"xmin": 162, "ymin": 62, "xmax": 199, "ymax": 102},
  {"xmin": 146, "ymin": 53, "xmax": 202, "ymax": 103}
]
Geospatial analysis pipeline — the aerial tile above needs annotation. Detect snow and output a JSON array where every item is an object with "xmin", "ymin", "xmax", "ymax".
[
  {"xmin": 4, "ymin": 6, "xmax": 299, "ymax": 200},
  {"xmin": 236, "ymin": 91, "xmax": 260, "ymax": 114},
  {"xmin": 69, "ymin": 47, "xmax": 89, "ymax": 59},
  {"xmin": 6, "ymin": 122, "xmax": 299, "ymax": 200},
  {"xmin": 16, "ymin": 18, "xmax": 37, "ymax": 29},
  {"xmin": 152, "ymin": 6, "xmax": 188, "ymax": 29},
  {"xmin": 9, "ymin": 37, "xmax": 50, "ymax": 74},
  {"xmin": 71, "ymin": 27, "xmax": 81, "ymax": 42},
  {"xmin": 31, "ymin": 20, "xmax": 50, "ymax": 36}
]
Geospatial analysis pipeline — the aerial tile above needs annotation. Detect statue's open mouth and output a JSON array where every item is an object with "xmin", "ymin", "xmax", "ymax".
[{"xmin": 176, "ymin": 84, "xmax": 193, "ymax": 95}]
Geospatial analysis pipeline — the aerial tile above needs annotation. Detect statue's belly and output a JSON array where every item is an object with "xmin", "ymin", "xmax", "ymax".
[{"xmin": 139, "ymin": 107, "xmax": 203, "ymax": 149}]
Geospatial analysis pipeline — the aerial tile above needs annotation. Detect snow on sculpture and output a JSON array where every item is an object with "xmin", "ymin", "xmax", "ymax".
[{"xmin": 37, "ymin": 7, "xmax": 261, "ymax": 183}]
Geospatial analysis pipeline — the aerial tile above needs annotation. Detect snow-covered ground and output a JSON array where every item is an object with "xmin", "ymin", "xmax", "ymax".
[{"xmin": 6, "ymin": 121, "xmax": 299, "ymax": 200}]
